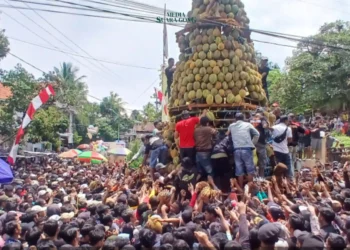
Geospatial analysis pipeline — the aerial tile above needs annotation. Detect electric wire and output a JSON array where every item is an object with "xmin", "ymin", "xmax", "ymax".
[
  {"xmin": 8, "ymin": 52, "xmax": 47, "ymax": 74},
  {"xmin": 130, "ymin": 78, "xmax": 159, "ymax": 105},
  {"xmin": 3, "ymin": 2, "xmax": 124, "ymax": 87},
  {"xmin": 22, "ymin": 1, "xmax": 122, "ymax": 80},
  {"xmin": 0, "ymin": 4, "xmax": 151, "ymax": 22},
  {"xmin": 8, "ymin": 52, "xmax": 143, "ymax": 111},
  {"xmin": 81, "ymin": 0, "xmax": 165, "ymax": 16},
  {"xmin": 7, "ymin": 36, "xmax": 158, "ymax": 70},
  {"xmin": 1, "ymin": 9, "xmax": 106, "ymax": 77}
]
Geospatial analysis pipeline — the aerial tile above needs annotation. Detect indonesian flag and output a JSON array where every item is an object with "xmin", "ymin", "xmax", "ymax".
[
  {"xmin": 156, "ymin": 89, "xmax": 168, "ymax": 116},
  {"xmin": 8, "ymin": 85, "xmax": 55, "ymax": 165}
]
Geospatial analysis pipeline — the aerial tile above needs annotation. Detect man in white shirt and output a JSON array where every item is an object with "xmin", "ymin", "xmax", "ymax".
[{"xmin": 271, "ymin": 115, "xmax": 293, "ymax": 179}]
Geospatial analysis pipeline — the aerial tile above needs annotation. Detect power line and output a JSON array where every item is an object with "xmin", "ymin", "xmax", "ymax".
[
  {"xmin": 6, "ymin": 35, "xmax": 310, "ymax": 68},
  {"xmin": 130, "ymin": 78, "xmax": 159, "ymax": 105},
  {"xmin": 2, "ymin": 5, "xmax": 124, "ymax": 87},
  {"xmin": 200, "ymin": 18, "xmax": 350, "ymax": 51},
  {"xmin": 53, "ymin": 0, "xmax": 157, "ymax": 22},
  {"xmin": 81, "ymin": 0, "xmax": 164, "ymax": 15},
  {"xmin": 7, "ymin": 36, "xmax": 158, "ymax": 70},
  {"xmin": 253, "ymin": 39, "xmax": 298, "ymax": 49},
  {"xmin": 6, "ymin": 0, "xmax": 162, "ymax": 21},
  {"xmin": 8, "ymin": 52, "xmax": 143, "ymax": 111},
  {"xmin": 0, "ymin": 4, "xmax": 151, "ymax": 21},
  {"xmin": 0, "ymin": 3, "xmax": 187, "ymax": 28},
  {"xmin": 1, "ymin": 9, "xmax": 111, "ymax": 81},
  {"xmin": 22, "ymin": 1, "xmax": 122, "ymax": 80},
  {"xmin": 5, "ymin": 2, "xmax": 349, "ymax": 52},
  {"xmin": 8, "ymin": 52, "xmax": 46, "ymax": 74},
  {"xmin": 51, "ymin": 0, "xmax": 183, "ymax": 27}
]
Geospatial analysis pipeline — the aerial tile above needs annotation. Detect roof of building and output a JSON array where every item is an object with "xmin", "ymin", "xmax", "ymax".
[
  {"xmin": 133, "ymin": 122, "xmax": 154, "ymax": 132},
  {"xmin": 0, "ymin": 83, "xmax": 12, "ymax": 100}
]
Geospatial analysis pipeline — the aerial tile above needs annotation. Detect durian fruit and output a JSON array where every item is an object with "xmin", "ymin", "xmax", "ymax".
[
  {"xmin": 195, "ymin": 181, "xmax": 210, "ymax": 192},
  {"xmin": 206, "ymin": 111, "xmax": 215, "ymax": 121},
  {"xmin": 200, "ymin": 186, "xmax": 221, "ymax": 200},
  {"xmin": 173, "ymin": 156, "xmax": 179, "ymax": 165},
  {"xmin": 168, "ymin": 0, "xmax": 267, "ymax": 109}
]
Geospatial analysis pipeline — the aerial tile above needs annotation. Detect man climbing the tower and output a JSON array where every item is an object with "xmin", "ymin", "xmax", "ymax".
[{"xmin": 259, "ymin": 57, "xmax": 270, "ymax": 101}]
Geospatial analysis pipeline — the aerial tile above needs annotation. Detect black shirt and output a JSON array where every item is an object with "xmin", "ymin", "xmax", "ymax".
[
  {"xmin": 144, "ymin": 138, "xmax": 164, "ymax": 154},
  {"xmin": 255, "ymin": 118, "xmax": 268, "ymax": 145},
  {"xmin": 258, "ymin": 66, "xmax": 270, "ymax": 87},
  {"xmin": 288, "ymin": 123, "xmax": 305, "ymax": 147},
  {"xmin": 212, "ymin": 136, "xmax": 233, "ymax": 156},
  {"xmin": 165, "ymin": 67, "xmax": 174, "ymax": 90}
]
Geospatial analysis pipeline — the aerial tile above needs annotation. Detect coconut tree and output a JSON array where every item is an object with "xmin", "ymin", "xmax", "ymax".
[
  {"xmin": 100, "ymin": 91, "xmax": 126, "ymax": 117},
  {"xmin": 53, "ymin": 62, "xmax": 88, "ymax": 109}
]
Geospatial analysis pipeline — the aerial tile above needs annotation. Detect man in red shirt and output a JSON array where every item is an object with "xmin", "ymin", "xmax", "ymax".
[{"xmin": 175, "ymin": 110, "xmax": 206, "ymax": 163}]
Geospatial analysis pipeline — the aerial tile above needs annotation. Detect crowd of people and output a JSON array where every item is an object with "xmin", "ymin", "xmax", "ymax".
[{"xmin": 0, "ymin": 106, "xmax": 350, "ymax": 250}]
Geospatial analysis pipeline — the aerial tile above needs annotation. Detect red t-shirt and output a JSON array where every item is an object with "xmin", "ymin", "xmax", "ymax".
[{"xmin": 176, "ymin": 117, "xmax": 199, "ymax": 148}]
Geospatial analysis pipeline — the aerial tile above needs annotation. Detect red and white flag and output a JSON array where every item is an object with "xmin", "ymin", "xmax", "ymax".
[
  {"xmin": 7, "ymin": 85, "xmax": 55, "ymax": 165},
  {"xmin": 156, "ymin": 89, "xmax": 168, "ymax": 117}
]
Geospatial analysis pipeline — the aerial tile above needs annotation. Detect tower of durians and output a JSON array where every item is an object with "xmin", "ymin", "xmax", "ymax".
[{"xmin": 168, "ymin": 0, "xmax": 268, "ymax": 109}]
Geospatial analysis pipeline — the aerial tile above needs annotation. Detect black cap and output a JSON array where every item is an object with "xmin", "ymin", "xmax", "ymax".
[
  {"xmin": 280, "ymin": 115, "xmax": 288, "ymax": 122},
  {"xmin": 258, "ymin": 223, "xmax": 280, "ymax": 243},
  {"xmin": 235, "ymin": 112, "xmax": 244, "ymax": 120},
  {"xmin": 181, "ymin": 157, "xmax": 193, "ymax": 170},
  {"xmin": 78, "ymin": 211, "xmax": 91, "ymax": 220},
  {"xmin": 294, "ymin": 230, "xmax": 310, "ymax": 245},
  {"xmin": 47, "ymin": 204, "xmax": 61, "ymax": 217},
  {"xmin": 117, "ymin": 194, "xmax": 127, "ymax": 204},
  {"xmin": 182, "ymin": 110, "xmax": 190, "ymax": 119},
  {"xmin": 300, "ymin": 235, "xmax": 324, "ymax": 250}
]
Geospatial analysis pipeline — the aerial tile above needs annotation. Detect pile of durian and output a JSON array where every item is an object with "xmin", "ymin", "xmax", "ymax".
[
  {"xmin": 188, "ymin": 0, "xmax": 250, "ymax": 28},
  {"xmin": 168, "ymin": 0, "xmax": 267, "ymax": 109}
]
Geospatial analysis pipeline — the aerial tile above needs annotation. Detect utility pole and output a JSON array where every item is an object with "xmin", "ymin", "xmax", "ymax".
[
  {"xmin": 55, "ymin": 102, "xmax": 75, "ymax": 149},
  {"xmin": 68, "ymin": 111, "xmax": 74, "ymax": 148},
  {"xmin": 109, "ymin": 109, "xmax": 120, "ymax": 140}
]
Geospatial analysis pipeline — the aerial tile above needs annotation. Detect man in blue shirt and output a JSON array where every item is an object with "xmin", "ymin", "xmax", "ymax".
[{"xmin": 228, "ymin": 113, "xmax": 260, "ymax": 188}]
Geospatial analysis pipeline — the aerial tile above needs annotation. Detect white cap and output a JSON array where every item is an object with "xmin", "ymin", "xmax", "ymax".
[
  {"xmin": 31, "ymin": 205, "xmax": 47, "ymax": 213},
  {"xmin": 38, "ymin": 190, "xmax": 48, "ymax": 197},
  {"xmin": 61, "ymin": 212, "xmax": 75, "ymax": 220},
  {"xmin": 62, "ymin": 173, "xmax": 70, "ymax": 177},
  {"xmin": 49, "ymin": 215, "xmax": 61, "ymax": 221},
  {"xmin": 57, "ymin": 178, "xmax": 64, "ymax": 182}
]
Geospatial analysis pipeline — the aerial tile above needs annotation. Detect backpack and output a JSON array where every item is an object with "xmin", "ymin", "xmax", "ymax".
[{"xmin": 273, "ymin": 127, "xmax": 288, "ymax": 143}]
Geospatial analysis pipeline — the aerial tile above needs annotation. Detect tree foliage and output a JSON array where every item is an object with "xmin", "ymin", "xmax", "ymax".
[
  {"xmin": 269, "ymin": 20, "xmax": 350, "ymax": 112},
  {"xmin": 27, "ymin": 106, "xmax": 68, "ymax": 150},
  {"xmin": 0, "ymin": 65, "xmax": 40, "ymax": 136},
  {"xmin": 142, "ymin": 102, "xmax": 161, "ymax": 122},
  {"xmin": 0, "ymin": 30, "xmax": 10, "ymax": 60},
  {"xmin": 51, "ymin": 62, "xmax": 88, "ymax": 110}
]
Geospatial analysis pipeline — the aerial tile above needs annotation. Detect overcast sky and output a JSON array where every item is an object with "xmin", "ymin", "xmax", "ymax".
[{"xmin": 0, "ymin": 0, "xmax": 348, "ymax": 113}]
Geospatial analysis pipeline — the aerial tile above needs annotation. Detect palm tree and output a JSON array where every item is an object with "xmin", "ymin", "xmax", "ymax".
[
  {"xmin": 100, "ymin": 91, "xmax": 126, "ymax": 116},
  {"xmin": 53, "ymin": 62, "xmax": 88, "ymax": 109}
]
